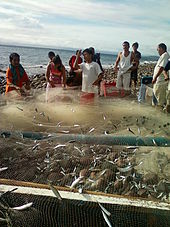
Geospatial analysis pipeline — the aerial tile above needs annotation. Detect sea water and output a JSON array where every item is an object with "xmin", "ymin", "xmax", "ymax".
[{"xmin": 0, "ymin": 44, "xmax": 158, "ymax": 76}]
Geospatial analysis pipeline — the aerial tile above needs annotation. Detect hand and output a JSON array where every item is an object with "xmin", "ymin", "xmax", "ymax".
[
  {"xmin": 77, "ymin": 50, "xmax": 82, "ymax": 57},
  {"xmin": 114, "ymin": 66, "xmax": 119, "ymax": 73},
  {"xmin": 92, "ymin": 80, "xmax": 99, "ymax": 86},
  {"xmin": 49, "ymin": 81, "xmax": 55, "ymax": 87}
]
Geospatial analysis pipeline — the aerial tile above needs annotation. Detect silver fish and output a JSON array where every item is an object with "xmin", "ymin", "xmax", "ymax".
[
  {"xmin": 54, "ymin": 144, "xmax": 66, "ymax": 149},
  {"xmin": 101, "ymin": 211, "xmax": 112, "ymax": 227},
  {"xmin": 89, "ymin": 128, "xmax": 95, "ymax": 133},
  {"xmin": 61, "ymin": 130, "xmax": 70, "ymax": 134},
  {"xmin": 127, "ymin": 128, "xmax": 135, "ymax": 135},
  {"xmin": 152, "ymin": 139, "xmax": 158, "ymax": 146},
  {"xmin": 0, "ymin": 167, "xmax": 8, "ymax": 172},
  {"xmin": 32, "ymin": 143, "xmax": 39, "ymax": 151},
  {"xmin": 70, "ymin": 176, "xmax": 84, "ymax": 189},
  {"xmin": 138, "ymin": 127, "xmax": 141, "ymax": 135},
  {"xmin": 117, "ymin": 165, "xmax": 132, "ymax": 173},
  {"xmin": 0, "ymin": 218, "xmax": 7, "ymax": 223},
  {"xmin": 17, "ymin": 106, "xmax": 23, "ymax": 111},
  {"xmin": 98, "ymin": 202, "xmax": 111, "ymax": 216},
  {"xmin": 12, "ymin": 202, "xmax": 33, "ymax": 210},
  {"xmin": 49, "ymin": 184, "xmax": 62, "ymax": 200}
]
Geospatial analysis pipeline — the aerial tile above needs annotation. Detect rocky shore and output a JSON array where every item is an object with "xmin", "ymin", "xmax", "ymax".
[{"xmin": 0, "ymin": 63, "xmax": 155, "ymax": 95}]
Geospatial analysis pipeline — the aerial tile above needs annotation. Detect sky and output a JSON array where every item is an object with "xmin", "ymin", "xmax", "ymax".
[{"xmin": 0, "ymin": 0, "xmax": 170, "ymax": 55}]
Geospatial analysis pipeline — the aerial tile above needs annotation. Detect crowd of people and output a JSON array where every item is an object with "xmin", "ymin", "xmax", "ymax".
[{"xmin": 0, "ymin": 42, "xmax": 169, "ymax": 112}]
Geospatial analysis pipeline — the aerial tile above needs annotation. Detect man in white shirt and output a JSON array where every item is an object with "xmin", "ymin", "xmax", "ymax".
[
  {"xmin": 74, "ymin": 48, "xmax": 103, "ymax": 95},
  {"xmin": 152, "ymin": 43, "xmax": 169, "ymax": 107}
]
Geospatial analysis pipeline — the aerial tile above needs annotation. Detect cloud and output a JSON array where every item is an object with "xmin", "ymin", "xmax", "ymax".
[{"xmin": 0, "ymin": 0, "xmax": 170, "ymax": 54}]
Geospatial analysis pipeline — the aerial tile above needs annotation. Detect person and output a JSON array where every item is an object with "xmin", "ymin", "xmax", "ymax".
[
  {"xmin": 163, "ymin": 61, "xmax": 170, "ymax": 112},
  {"xmin": 45, "ymin": 55, "xmax": 66, "ymax": 101},
  {"xmin": 73, "ymin": 48, "xmax": 103, "ymax": 100},
  {"xmin": 48, "ymin": 51, "xmax": 55, "ymax": 63},
  {"xmin": 5, "ymin": 53, "xmax": 30, "ymax": 95},
  {"xmin": 130, "ymin": 42, "xmax": 141, "ymax": 89},
  {"xmin": 114, "ymin": 41, "xmax": 134, "ymax": 96},
  {"xmin": 152, "ymin": 43, "xmax": 169, "ymax": 107},
  {"xmin": 67, "ymin": 50, "xmax": 83, "ymax": 86},
  {"xmin": 89, "ymin": 47, "xmax": 103, "ymax": 72}
]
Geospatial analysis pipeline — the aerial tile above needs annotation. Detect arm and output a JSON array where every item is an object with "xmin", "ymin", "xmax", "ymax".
[
  {"xmin": 73, "ymin": 50, "xmax": 81, "ymax": 70},
  {"xmin": 92, "ymin": 73, "xmax": 103, "ymax": 85},
  {"xmin": 152, "ymin": 67, "xmax": 164, "ymax": 84},
  {"xmin": 45, "ymin": 63, "xmax": 54, "ymax": 87},
  {"xmin": 114, "ymin": 52, "xmax": 121, "ymax": 72},
  {"xmin": 61, "ymin": 65, "xmax": 66, "ymax": 88}
]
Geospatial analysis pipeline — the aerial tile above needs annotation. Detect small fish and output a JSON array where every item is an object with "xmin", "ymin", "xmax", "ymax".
[
  {"xmin": 138, "ymin": 127, "xmax": 141, "ymax": 135},
  {"xmin": 67, "ymin": 140, "xmax": 76, "ymax": 143},
  {"xmin": 0, "ymin": 188, "xmax": 18, "ymax": 197},
  {"xmin": 32, "ymin": 143, "xmax": 39, "ymax": 151},
  {"xmin": 101, "ymin": 210, "xmax": 112, "ymax": 227},
  {"xmin": 35, "ymin": 108, "xmax": 38, "ymax": 112},
  {"xmin": 71, "ymin": 108, "xmax": 75, "ymax": 112},
  {"xmin": 98, "ymin": 202, "xmax": 111, "ymax": 216},
  {"xmin": 157, "ymin": 192, "xmax": 164, "ymax": 199},
  {"xmin": 74, "ymin": 124, "xmax": 80, "ymax": 127},
  {"xmin": 103, "ymin": 114, "xmax": 106, "ymax": 120},
  {"xmin": 89, "ymin": 128, "xmax": 95, "ymax": 133},
  {"xmin": 17, "ymin": 107, "xmax": 23, "ymax": 111},
  {"xmin": 117, "ymin": 165, "xmax": 132, "ymax": 173},
  {"xmin": 12, "ymin": 202, "xmax": 33, "ymax": 210},
  {"xmin": 49, "ymin": 183, "xmax": 62, "ymax": 200},
  {"xmin": 113, "ymin": 124, "xmax": 117, "ymax": 129},
  {"xmin": 78, "ymin": 187, "xmax": 83, "ymax": 194},
  {"xmin": 0, "ymin": 218, "xmax": 7, "ymax": 223},
  {"xmin": 0, "ymin": 167, "xmax": 8, "ymax": 172},
  {"xmin": 152, "ymin": 139, "xmax": 158, "ymax": 146},
  {"xmin": 61, "ymin": 130, "xmax": 70, "ymax": 133},
  {"xmin": 126, "ymin": 146, "xmax": 139, "ymax": 149},
  {"xmin": 54, "ymin": 144, "xmax": 66, "ymax": 149},
  {"xmin": 70, "ymin": 176, "xmax": 84, "ymax": 189},
  {"xmin": 74, "ymin": 146, "xmax": 84, "ymax": 155},
  {"xmin": 127, "ymin": 128, "xmax": 135, "ymax": 135}
]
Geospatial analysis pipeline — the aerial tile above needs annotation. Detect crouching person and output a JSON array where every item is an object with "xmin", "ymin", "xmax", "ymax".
[{"xmin": 6, "ymin": 53, "xmax": 30, "ymax": 97}]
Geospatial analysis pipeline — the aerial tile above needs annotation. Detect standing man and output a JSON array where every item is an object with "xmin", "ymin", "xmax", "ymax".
[
  {"xmin": 152, "ymin": 43, "xmax": 169, "ymax": 108},
  {"xmin": 131, "ymin": 42, "xmax": 141, "ymax": 90},
  {"xmin": 114, "ymin": 41, "xmax": 134, "ymax": 96},
  {"xmin": 73, "ymin": 48, "xmax": 103, "ymax": 98}
]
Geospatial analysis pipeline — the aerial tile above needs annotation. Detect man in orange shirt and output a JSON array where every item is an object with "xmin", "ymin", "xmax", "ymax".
[{"xmin": 6, "ymin": 53, "xmax": 30, "ymax": 95}]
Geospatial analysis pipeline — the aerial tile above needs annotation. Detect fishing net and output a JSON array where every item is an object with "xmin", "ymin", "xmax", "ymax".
[{"xmin": 0, "ymin": 136, "xmax": 170, "ymax": 227}]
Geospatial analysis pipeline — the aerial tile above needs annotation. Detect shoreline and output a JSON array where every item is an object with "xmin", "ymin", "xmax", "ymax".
[{"xmin": 0, "ymin": 63, "xmax": 155, "ymax": 95}]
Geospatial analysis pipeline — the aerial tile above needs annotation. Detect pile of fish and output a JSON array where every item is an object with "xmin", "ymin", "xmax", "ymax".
[{"xmin": 0, "ymin": 137, "xmax": 169, "ymax": 202}]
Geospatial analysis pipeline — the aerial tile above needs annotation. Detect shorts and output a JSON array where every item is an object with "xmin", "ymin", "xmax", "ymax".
[{"xmin": 116, "ymin": 72, "xmax": 131, "ymax": 91}]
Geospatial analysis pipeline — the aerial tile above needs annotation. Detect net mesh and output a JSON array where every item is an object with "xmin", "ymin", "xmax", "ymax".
[
  {"xmin": 0, "ymin": 136, "xmax": 170, "ymax": 227},
  {"xmin": 0, "ymin": 192, "xmax": 170, "ymax": 227}
]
